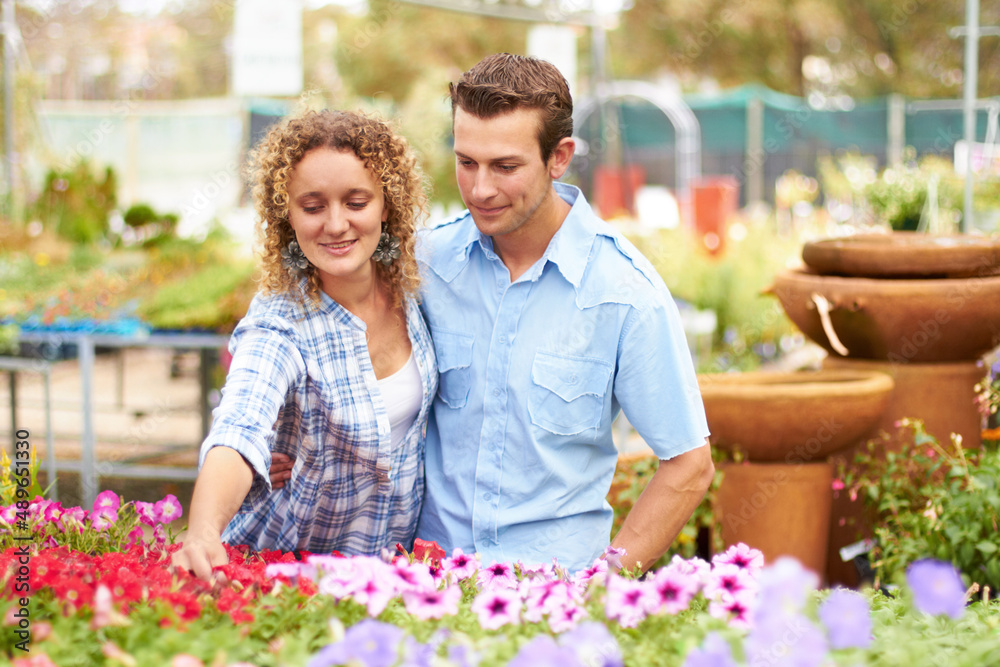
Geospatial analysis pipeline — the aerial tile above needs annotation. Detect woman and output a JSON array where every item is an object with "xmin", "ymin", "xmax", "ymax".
[{"xmin": 172, "ymin": 110, "xmax": 437, "ymax": 580}]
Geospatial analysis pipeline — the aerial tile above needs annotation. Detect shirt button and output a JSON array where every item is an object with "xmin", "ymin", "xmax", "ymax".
[
  {"xmin": 483, "ymin": 492, "xmax": 492, "ymax": 502},
  {"xmin": 498, "ymin": 335, "xmax": 506, "ymax": 344},
  {"xmin": 569, "ymin": 373, "xmax": 579, "ymax": 384},
  {"xmin": 493, "ymin": 388, "xmax": 501, "ymax": 397}
]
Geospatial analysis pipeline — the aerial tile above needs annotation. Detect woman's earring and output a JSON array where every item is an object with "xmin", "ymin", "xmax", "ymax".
[
  {"xmin": 281, "ymin": 238, "xmax": 310, "ymax": 274},
  {"xmin": 372, "ymin": 231, "xmax": 401, "ymax": 266}
]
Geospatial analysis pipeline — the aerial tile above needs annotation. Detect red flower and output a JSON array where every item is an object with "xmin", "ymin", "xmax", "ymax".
[{"xmin": 412, "ymin": 538, "xmax": 446, "ymax": 565}]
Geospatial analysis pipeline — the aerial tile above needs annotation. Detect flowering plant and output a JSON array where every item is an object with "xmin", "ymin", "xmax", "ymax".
[
  {"xmin": 3, "ymin": 491, "xmax": 1000, "ymax": 666},
  {"xmin": 841, "ymin": 419, "xmax": 1000, "ymax": 592}
]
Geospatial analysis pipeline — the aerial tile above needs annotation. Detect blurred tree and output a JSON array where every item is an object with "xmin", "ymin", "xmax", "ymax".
[{"xmin": 610, "ymin": 0, "xmax": 999, "ymax": 99}]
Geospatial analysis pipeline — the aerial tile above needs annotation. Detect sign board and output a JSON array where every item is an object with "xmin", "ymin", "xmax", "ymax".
[{"xmin": 231, "ymin": 0, "xmax": 303, "ymax": 97}]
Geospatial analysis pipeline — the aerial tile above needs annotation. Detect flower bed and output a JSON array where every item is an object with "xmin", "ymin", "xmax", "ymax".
[{"xmin": 1, "ymin": 492, "xmax": 998, "ymax": 667}]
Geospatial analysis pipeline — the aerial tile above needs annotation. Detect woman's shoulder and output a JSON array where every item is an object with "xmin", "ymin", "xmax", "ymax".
[{"xmin": 235, "ymin": 289, "xmax": 311, "ymax": 338}]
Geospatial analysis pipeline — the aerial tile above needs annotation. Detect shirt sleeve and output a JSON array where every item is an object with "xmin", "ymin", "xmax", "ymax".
[
  {"xmin": 199, "ymin": 316, "xmax": 306, "ymax": 510},
  {"xmin": 613, "ymin": 294, "xmax": 710, "ymax": 460}
]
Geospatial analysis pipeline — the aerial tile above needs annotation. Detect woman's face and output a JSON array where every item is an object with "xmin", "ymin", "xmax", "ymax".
[{"xmin": 287, "ymin": 147, "xmax": 386, "ymax": 295}]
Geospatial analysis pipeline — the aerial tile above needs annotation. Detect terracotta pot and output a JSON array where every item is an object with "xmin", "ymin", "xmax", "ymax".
[
  {"xmin": 802, "ymin": 232, "xmax": 1000, "ymax": 279},
  {"xmin": 715, "ymin": 461, "xmax": 833, "ymax": 578},
  {"xmin": 698, "ymin": 370, "xmax": 893, "ymax": 462},
  {"xmin": 771, "ymin": 268, "xmax": 1000, "ymax": 362}
]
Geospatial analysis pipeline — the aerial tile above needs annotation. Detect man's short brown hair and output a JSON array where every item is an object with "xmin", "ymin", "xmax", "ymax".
[{"xmin": 450, "ymin": 53, "xmax": 573, "ymax": 164}]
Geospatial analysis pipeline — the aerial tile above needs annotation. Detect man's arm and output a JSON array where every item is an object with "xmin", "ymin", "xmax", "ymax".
[{"xmin": 610, "ymin": 440, "xmax": 714, "ymax": 573}]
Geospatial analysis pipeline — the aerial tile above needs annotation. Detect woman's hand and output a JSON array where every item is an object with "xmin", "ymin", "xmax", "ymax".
[
  {"xmin": 270, "ymin": 453, "xmax": 295, "ymax": 489},
  {"xmin": 171, "ymin": 529, "xmax": 229, "ymax": 581}
]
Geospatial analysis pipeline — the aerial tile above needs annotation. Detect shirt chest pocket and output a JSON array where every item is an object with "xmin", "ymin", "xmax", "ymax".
[
  {"xmin": 529, "ymin": 352, "xmax": 613, "ymax": 435},
  {"xmin": 431, "ymin": 329, "xmax": 475, "ymax": 409}
]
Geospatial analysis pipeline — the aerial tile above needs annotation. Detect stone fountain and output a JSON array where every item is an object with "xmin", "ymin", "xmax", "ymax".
[{"xmin": 770, "ymin": 231, "xmax": 1000, "ymax": 583}]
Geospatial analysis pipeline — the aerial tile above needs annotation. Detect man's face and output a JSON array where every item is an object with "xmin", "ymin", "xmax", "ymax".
[{"xmin": 453, "ymin": 106, "xmax": 556, "ymax": 239}]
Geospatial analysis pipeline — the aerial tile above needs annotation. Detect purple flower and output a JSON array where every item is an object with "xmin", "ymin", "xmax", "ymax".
[
  {"xmin": 559, "ymin": 622, "xmax": 623, "ymax": 667},
  {"xmin": 683, "ymin": 633, "xmax": 738, "ymax": 667},
  {"xmin": 509, "ymin": 635, "xmax": 583, "ymax": 667},
  {"xmin": 818, "ymin": 588, "xmax": 873, "ymax": 649},
  {"xmin": 402, "ymin": 584, "xmax": 462, "ymax": 620},
  {"xmin": 756, "ymin": 557, "xmax": 819, "ymax": 614},
  {"xmin": 471, "ymin": 588, "xmax": 522, "ymax": 629},
  {"xmin": 906, "ymin": 559, "xmax": 967, "ymax": 619},
  {"xmin": 307, "ymin": 619, "xmax": 403, "ymax": 667},
  {"xmin": 399, "ymin": 636, "xmax": 434, "ymax": 667},
  {"xmin": 745, "ymin": 611, "xmax": 829, "ymax": 667}
]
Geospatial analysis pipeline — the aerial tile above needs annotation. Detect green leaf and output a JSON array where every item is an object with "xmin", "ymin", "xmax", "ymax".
[{"xmin": 976, "ymin": 541, "xmax": 998, "ymax": 555}]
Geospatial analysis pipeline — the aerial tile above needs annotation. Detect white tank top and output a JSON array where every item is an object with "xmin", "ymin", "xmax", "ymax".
[{"xmin": 377, "ymin": 351, "xmax": 423, "ymax": 449}]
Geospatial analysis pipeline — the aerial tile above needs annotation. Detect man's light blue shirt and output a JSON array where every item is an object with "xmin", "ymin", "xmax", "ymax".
[{"xmin": 416, "ymin": 183, "xmax": 709, "ymax": 572}]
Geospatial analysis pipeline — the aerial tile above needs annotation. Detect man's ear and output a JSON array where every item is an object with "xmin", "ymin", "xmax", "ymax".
[{"xmin": 547, "ymin": 137, "xmax": 575, "ymax": 180}]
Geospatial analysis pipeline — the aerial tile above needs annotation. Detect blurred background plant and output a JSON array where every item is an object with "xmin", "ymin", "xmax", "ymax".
[
  {"xmin": 629, "ymin": 216, "xmax": 805, "ymax": 373},
  {"xmin": 30, "ymin": 159, "xmax": 118, "ymax": 245}
]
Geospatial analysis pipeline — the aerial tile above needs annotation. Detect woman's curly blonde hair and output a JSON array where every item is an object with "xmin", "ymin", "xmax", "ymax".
[{"xmin": 249, "ymin": 109, "xmax": 427, "ymax": 307}]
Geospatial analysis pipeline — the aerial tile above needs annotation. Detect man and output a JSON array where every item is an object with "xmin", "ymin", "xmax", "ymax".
[{"xmin": 415, "ymin": 53, "xmax": 714, "ymax": 573}]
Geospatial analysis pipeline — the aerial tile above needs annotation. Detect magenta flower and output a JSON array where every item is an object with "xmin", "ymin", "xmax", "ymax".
[
  {"xmin": 604, "ymin": 573, "xmax": 656, "ymax": 628},
  {"xmin": 154, "ymin": 494, "xmax": 183, "ymax": 523},
  {"xmin": 548, "ymin": 601, "xmax": 588, "ymax": 633},
  {"xmin": 471, "ymin": 588, "xmax": 522, "ymax": 629},
  {"xmin": 134, "ymin": 501, "xmax": 158, "ymax": 527},
  {"xmin": 89, "ymin": 508, "xmax": 118, "ymax": 532},
  {"xmin": 92, "ymin": 489, "xmax": 121, "ymax": 514},
  {"xmin": 402, "ymin": 584, "xmax": 462, "ymax": 620},
  {"xmin": 443, "ymin": 548, "xmax": 479, "ymax": 581},
  {"xmin": 708, "ymin": 589, "xmax": 755, "ymax": 629},
  {"xmin": 818, "ymin": 588, "xmax": 873, "ymax": 649},
  {"xmin": 649, "ymin": 565, "xmax": 699, "ymax": 614},
  {"xmin": 712, "ymin": 543, "xmax": 765, "ymax": 575},
  {"xmin": 42, "ymin": 502, "xmax": 65, "ymax": 525},
  {"xmin": 58, "ymin": 506, "xmax": 87, "ymax": 531},
  {"xmin": 906, "ymin": 559, "xmax": 967, "ymax": 619},
  {"xmin": 0, "ymin": 506, "xmax": 16, "ymax": 527},
  {"xmin": 666, "ymin": 554, "xmax": 711, "ymax": 588},
  {"xmin": 602, "ymin": 545, "xmax": 627, "ymax": 571},
  {"xmin": 391, "ymin": 559, "xmax": 436, "ymax": 594},
  {"xmin": 478, "ymin": 561, "xmax": 518, "ymax": 590},
  {"xmin": 573, "ymin": 559, "xmax": 609, "ymax": 587},
  {"xmin": 124, "ymin": 526, "xmax": 145, "ymax": 549},
  {"xmin": 704, "ymin": 563, "xmax": 757, "ymax": 602},
  {"xmin": 343, "ymin": 557, "xmax": 396, "ymax": 616},
  {"xmin": 522, "ymin": 579, "xmax": 579, "ymax": 623}
]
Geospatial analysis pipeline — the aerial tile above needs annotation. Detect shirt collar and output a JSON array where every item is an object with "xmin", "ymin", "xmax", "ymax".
[{"xmin": 444, "ymin": 182, "xmax": 601, "ymax": 289}]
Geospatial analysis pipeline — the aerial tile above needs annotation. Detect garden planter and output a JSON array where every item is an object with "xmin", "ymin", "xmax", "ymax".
[
  {"xmin": 698, "ymin": 370, "xmax": 894, "ymax": 462},
  {"xmin": 715, "ymin": 461, "xmax": 833, "ymax": 577},
  {"xmin": 771, "ymin": 268, "xmax": 1000, "ymax": 363},
  {"xmin": 801, "ymin": 232, "xmax": 1000, "ymax": 279},
  {"xmin": 699, "ymin": 370, "xmax": 893, "ymax": 582}
]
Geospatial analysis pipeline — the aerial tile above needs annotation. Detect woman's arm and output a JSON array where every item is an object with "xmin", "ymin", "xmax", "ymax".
[{"xmin": 171, "ymin": 446, "xmax": 254, "ymax": 580}]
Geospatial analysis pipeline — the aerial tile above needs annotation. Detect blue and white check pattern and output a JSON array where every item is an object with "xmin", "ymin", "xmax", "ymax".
[{"xmin": 200, "ymin": 281, "xmax": 437, "ymax": 556}]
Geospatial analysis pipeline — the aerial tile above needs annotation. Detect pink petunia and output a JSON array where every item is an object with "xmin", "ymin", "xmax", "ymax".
[
  {"xmin": 390, "ymin": 559, "xmax": 436, "ymax": 594},
  {"xmin": 547, "ymin": 601, "xmax": 588, "ymax": 633},
  {"xmin": 89, "ymin": 508, "xmax": 118, "ymax": 532},
  {"xmin": 91, "ymin": 585, "xmax": 114, "ymax": 630},
  {"xmin": 704, "ymin": 562, "xmax": 757, "ymax": 602},
  {"xmin": 0, "ymin": 506, "xmax": 15, "ymax": 527},
  {"xmin": 573, "ymin": 558, "xmax": 609, "ymax": 588},
  {"xmin": 92, "ymin": 489, "xmax": 121, "ymax": 514},
  {"xmin": 471, "ymin": 588, "xmax": 522, "ymax": 630},
  {"xmin": 154, "ymin": 494, "xmax": 183, "ymax": 523},
  {"xmin": 522, "ymin": 579, "xmax": 578, "ymax": 623},
  {"xmin": 351, "ymin": 558, "xmax": 397, "ymax": 616},
  {"xmin": 602, "ymin": 545, "xmax": 627, "ymax": 571},
  {"xmin": 708, "ymin": 588, "xmax": 756, "ymax": 629},
  {"xmin": 649, "ymin": 565, "xmax": 699, "ymax": 615},
  {"xmin": 604, "ymin": 573, "xmax": 657, "ymax": 629},
  {"xmin": 478, "ymin": 561, "xmax": 518, "ymax": 590},
  {"xmin": 402, "ymin": 584, "xmax": 462, "ymax": 620},
  {"xmin": 666, "ymin": 554, "xmax": 711, "ymax": 589},
  {"xmin": 41, "ymin": 502, "xmax": 65, "ymax": 525},
  {"xmin": 443, "ymin": 548, "xmax": 479, "ymax": 582},
  {"xmin": 134, "ymin": 501, "xmax": 158, "ymax": 527},
  {"xmin": 711, "ymin": 543, "xmax": 765, "ymax": 576}
]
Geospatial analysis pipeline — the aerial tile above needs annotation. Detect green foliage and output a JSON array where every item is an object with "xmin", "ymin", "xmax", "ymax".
[
  {"xmin": 842, "ymin": 419, "xmax": 1000, "ymax": 592},
  {"xmin": 629, "ymin": 222, "xmax": 801, "ymax": 372},
  {"xmin": 31, "ymin": 160, "xmax": 118, "ymax": 244},
  {"xmin": 137, "ymin": 258, "xmax": 255, "ymax": 331}
]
